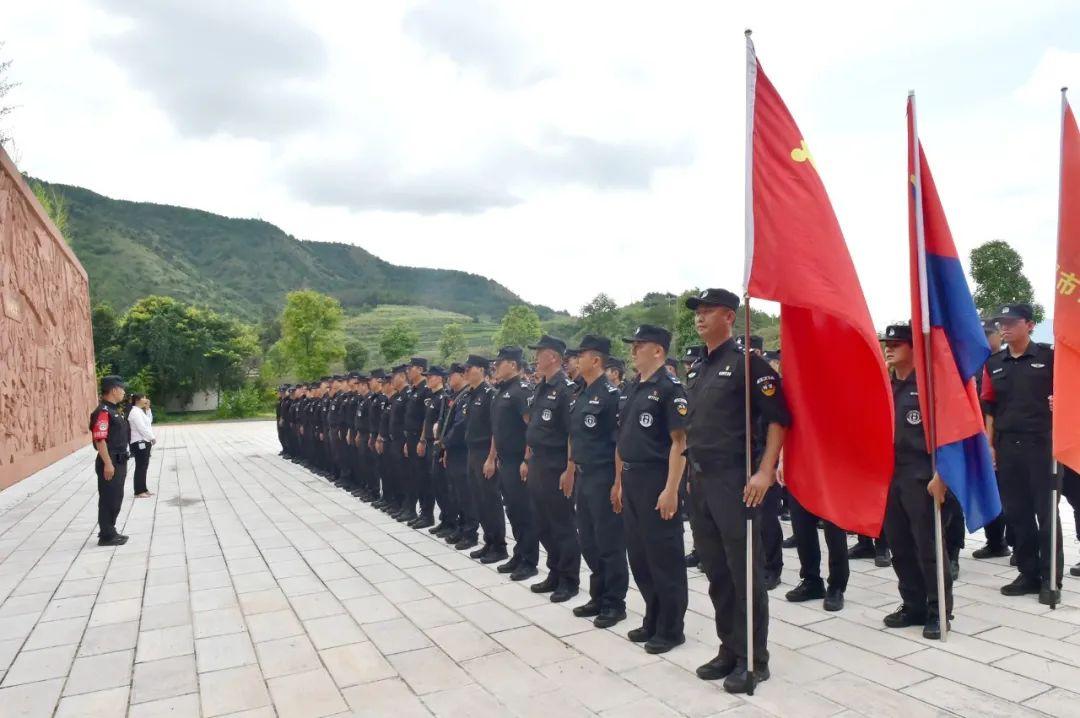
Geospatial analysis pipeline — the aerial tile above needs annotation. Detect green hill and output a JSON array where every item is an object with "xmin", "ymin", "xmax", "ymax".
[
  {"xmin": 38, "ymin": 178, "xmax": 555, "ymax": 322},
  {"xmin": 344, "ymin": 305, "xmax": 502, "ymax": 358}
]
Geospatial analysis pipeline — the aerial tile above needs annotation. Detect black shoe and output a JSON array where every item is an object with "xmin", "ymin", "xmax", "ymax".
[
  {"xmin": 573, "ymin": 600, "xmax": 602, "ymax": 618},
  {"xmin": 644, "ymin": 634, "xmax": 685, "ymax": 654},
  {"xmin": 950, "ymin": 559, "xmax": 960, "ymax": 581},
  {"xmin": 428, "ymin": 521, "xmax": 448, "ymax": 534},
  {"xmin": 883, "ymin": 605, "xmax": 926, "ymax": 628},
  {"xmin": 413, "ymin": 514, "xmax": 435, "ymax": 530},
  {"xmin": 684, "ymin": 550, "xmax": 700, "ymax": 568},
  {"xmin": 550, "ymin": 585, "xmax": 579, "ymax": 603},
  {"xmin": 627, "ymin": 626, "xmax": 651, "ymax": 643},
  {"xmin": 764, "ymin": 573, "xmax": 781, "ymax": 591},
  {"xmin": 531, "ymin": 576, "xmax": 558, "ymax": 594},
  {"xmin": 397, "ymin": 511, "xmax": 418, "ymax": 524},
  {"xmin": 372, "ymin": 499, "xmax": 388, "ymax": 509},
  {"xmin": 497, "ymin": 557, "xmax": 522, "ymax": 574},
  {"xmin": 922, "ymin": 615, "xmax": 951, "ymax": 639},
  {"xmin": 696, "ymin": 651, "xmax": 737, "ymax": 681},
  {"xmin": 1071, "ymin": 562, "xmax": 1080, "ymax": 577},
  {"xmin": 1010, "ymin": 554, "xmax": 1018, "ymax": 566},
  {"xmin": 97, "ymin": 535, "xmax": 127, "ymax": 546},
  {"xmin": 446, "ymin": 530, "xmax": 464, "ymax": 545},
  {"xmin": 848, "ymin": 543, "xmax": 876, "ymax": 560},
  {"xmin": 972, "ymin": 545, "xmax": 1011, "ymax": 559},
  {"xmin": 593, "ymin": 608, "xmax": 626, "ymax": 628},
  {"xmin": 480, "ymin": 549, "xmax": 509, "ymax": 565},
  {"xmin": 875, "ymin": 548, "xmax": 892, "ymax": 568},
  {"xmin": 781, "ymin": 535, "xmax": 798, "ymax": 549},
  {"xmin": 406, "ymin": 515, "xmax": 423, "ymax": 528},
  {"xmin": 509, "ymin": 565, "xmax": 538, "ymax": 582},
  {"xmin": 785, "ymin": 580, "xmax": 825, "ymax": 603},
  {"xmin": 1001, "ymin": 575, "xmax": 1041, "ymax": 596},
  {"xmin": 723, "ymin": 661, "xmax": 769, "ymax": 694},
  {"xmin": 1039, "ymin": 581, "xmax": 1062, "ymax": 606},
  {"xmin": 454, "ymin": 536, "xmax": 478, "ymax": 551},
  {"xmin": 823, "ymin": 588, "xmax": 845, "ymax": 612},
  {"xmin": 433, "ymin": 524, "xmax": 455, "ymax": 538},
  {"xmin": 470, "ymin": 545, "xmax": 490, "ymax": 560}
]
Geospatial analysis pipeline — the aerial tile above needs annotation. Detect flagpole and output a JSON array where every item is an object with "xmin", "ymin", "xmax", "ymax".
[
  {"xmin": 743, "ymin": 28, "xmax": 757, "ymax": 695},
  {"xmin": 1049, "ymin": 86, "xmax": 1069, "ymax": 610},
  {"xmin": 910, "ymin": 91, "xmax": 949, "ymax": 641}
]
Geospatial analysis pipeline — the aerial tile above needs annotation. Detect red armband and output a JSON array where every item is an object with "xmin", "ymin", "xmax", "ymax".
[
  {"xmin": 980, "ymin": 367, "xmax": 995, "ymax": 402},
  {"xmin": 92, "ymin": 410, "xmax": 110, "ymax": 441}
]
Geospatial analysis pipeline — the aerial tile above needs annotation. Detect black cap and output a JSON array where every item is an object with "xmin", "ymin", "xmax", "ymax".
[
  {"xmin": 622, "ymin": 324, "xmax": 672, "ymax": 352},
  {"xmin": 736, "ymin": 334, "xmax": 764, "ymax": 351},
  {"xmin": 495, "ymin": 346, "xmax": 524, "ymax": 363},
  {"xmin": 391, "ymin": 364, "xmax": 407, "ymax": 374},
  {"xmin": 346, "ymin": 371, "xmax": 362, "ymax": 380},
  {"xmin": 527, "ymin": 335, "xmax": 567, "ymax": 354},
  {"xmin": 424, "ymin": 365, "xmax": 449, "ymax": 378},
  {"xmin": 565, "ymin": 348, "xmax": 580, "ymax": 358},
  {"xmin": 448, "ymin": 362, "xmax": 466, "ymax": 375},
  {"xmin": 665, "ymin": 358, "xmax": 678, "ymax": 369},
  {"xmin": 682, "ymin": 345, "xmax": 706, "ymax": 362},
  {"xmin": 308, "ymin": 382, "xmax": 319, "ymax": 389},
  {"xmin": 465, "ymin": 354, "xmax": 489, "ymax": 369},
  {"xmin": 369, "ymin": 368, "xmax": 386, "ymax": 380},
  {"xmin": 575, "ymin": 335, "xmax": 611, "ymax": 355},
  {"xmin": 409, "ymin": 357, "xmax": 428, "ymax": 370},
  {"xmin": 685, "ymin": 288, "xmax": 740, "ymax": 311},
  {"xmin": 882, "ymin": 324, "xmax": 913, "ymax": 342},
  {"xmin": 993, "ymin": 303, "xmax": 1034, "ymax": 322},
  {"xmin": 982, "ymin": 318, "xmax": 999, "ymax": 333},
  {"xmin": 604, "ymin": 356, "xmax": 625, "ymax": 371}
]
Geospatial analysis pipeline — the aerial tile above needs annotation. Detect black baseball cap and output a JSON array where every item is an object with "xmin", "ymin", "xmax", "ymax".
[
  {"xmin": 495, "ymin": 346, "xmax": 524, "ymax": 363},
  {"xmin": 424, "ymin": 365, "xmax": 449, "ymax": 378},
  {"xmin": 982, "ymin": 318, "xmax": 999, "ymax": 334},
  {"xmin": 369, "ymin": 368, "xmax": 386, "ymax": 380},
  {"xmin": 391, "ymin": 364, "xmax": 408, "ymax": 374},
  {"xmin": 565, "ymin": 348, "xmax": 580, "ymax": 358},
  {"xmin": 736, "ymin": 334, "xmax": 764, "ymax": 351},
  {"xmin": 665, "ymin": 358, "xmax": 678, "ymax": 369},
  {"xmin": 993, "ymin": 303, "xmax": 1034, "ymax": 322},
  {"xmin": 576, "ymin": 335, "xmax": 611, "ymax": 356},
  {"xmin": 604, "ymin": 356, "xmax": 625, "ymax": 371},
  {"xmin": 622, "ymin": 324, "xmax": 672, "ymax": 352},
  {"xmin": 686, "ymin": 288, "xmax": 740, "ymax": 311},
  {"xmin": 409, "ymin": 357, "xmax": 428, "ymax": 370},
  {"xmin": 882, "ymin": 324, "xmax": 913, "ymax": 343},
  {"xmin": 465, "ymin": 354, "xmax": 489, "ymax": 369},
  {"xmin": 448, "ymin": 362, "xmax": 466, "ymax": 375},
  {"xmin": 527, "ymin": 335, "xmax": 567, "ymax": 354}
]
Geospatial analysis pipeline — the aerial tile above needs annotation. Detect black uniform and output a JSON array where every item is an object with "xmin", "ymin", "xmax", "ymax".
[
  {"xmin": 90, "ymin": 401, "xmax": 130, "ymax": 541},
  {"xmin": 404, "ymin": 381, "xmax": 434, "ymax": 518},
  {"xmin": 387, "ymin": 389, "xmax": 409, "ymax": 512},
  {"xmin": 425, "ymin": 387, "xmax": 452, "ymax": 526},
  {"xmin": 526, "ymin": 371, "xmax": 581, "ymax": 591},
  {"xmin": 465, "ymin": 382, "xmax": 505, "ymax": 552},
  {"xmin": 685, "ymin": 338, "xmax": 790, "ymax": 667},
  {"xmin": 368, "ymin": 392, "xmax": 387, "ymax": 501},
  {"xmin": 444, "ymin": 387, "xmax": 478, "ymax": 542},
  {"xmin": 492, "ymin": 377, "xmax": 539, "ymax": 569},
  {"xmin": 569, "ymin": 376, "xmax": 628, "ymax": 612},
  {"xmin": 882, "ymin": 372, "xmax": 953, "ymax": 619},
  {"xmin": 617, "ymin": 367, "xmax": 688, "ymax": 643},
  {"xmin": 983, "ymin": 341, "xmax": 1062, "ymax": 587}
]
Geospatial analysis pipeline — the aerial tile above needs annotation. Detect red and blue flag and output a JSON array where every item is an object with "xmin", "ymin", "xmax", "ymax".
[{"xmin": 907, "ymin": 95, "xmax": 1001, "ymax": 531}]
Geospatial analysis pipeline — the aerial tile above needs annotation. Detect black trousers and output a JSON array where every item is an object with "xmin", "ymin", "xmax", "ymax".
[
  {"xmin": 468, "ymin": 446, "xmax": 506, "ymax": 549},
  {"xmin": 689, "ymin": 464, "xmax": 767, "ymax": 665},
  {"xmin": 431, "ymin": 450, "xmax": 454, "ymax": 525},
  {"xmin": 386, "ymin": 439, "xmax": 405, "ymax": 505},
  {"xmin": 575, "ymin": 463, "xmax": 628, "ymax": 611},
  {"xmin": 528, "ymin": 452, "xmax": 581, "ymax": 588},
  {"xmin": 416, "ymin": 443, "xmax": 434, "ymax": 516},
  {"xmin": 883, "ymin": 477, "xmax": 954, "ymax": 618},
  {"xmin": 447, "ymin": 448, "xmax": 477, "ymax": 539},
  {"xmin": 982, "ymin": 468, "xmax": 1016, "ymax": 550},
  {"xmin": 498, "ymin": 451, "xmax": 538, "ymax": 568},
  {"xmin": 96, "ymin": 454, "xmax": 127, "ymax": 540},
  {"xmin": 1063, "ymin": 467, "xmax": 1080, "ymax": 542},
  {"xmin": 944, "ymin": 492, "xmax": 965, "ymax": 560},
  {"xmin": 997, "ymin": 432, "xmax": 1063, "ymax": 585},
  {"xmin": 130, "ymin": 442, "xmax": 151, "ymax": 496},
  {"xmin": 623, "ymin": 462, "xmax": 687, "ymax": 643},
  {"xmin": 788, "ymin": 492, "xmax": 849, "ymax": 591},
  {"xmin": 760, "ymin": 484, "xmax": 783, "ymax": 578},
  {"xmin": 401, "ymin": 437, "xmax": 420, "ymax": 514}
]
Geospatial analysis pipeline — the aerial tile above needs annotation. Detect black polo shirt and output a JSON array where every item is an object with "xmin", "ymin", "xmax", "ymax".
[
  {"xmin": 491, "ymin": 377, "xmax": 531, "ymax": 458},
  {"xmin": 405, "ymin": 381, "xmax": 430, "ymax": 436},
  {"xmin": 684, "ymin": 338, "xmax": 790, "ymax": 465},
  {"xmin": 569, "ymin": 376, "xmax": 619, "ymax": 466},
  {"xmin": 444, "ymin": 387, "xmax": 471, "ymax": 451},
  {"xmin": 90, "ymin": 401, "xmax": 130, "ymax": 454},
  {"xmin": 526, "ymin": 370, "xmax": 576, "ymax": 455},
  {"xmin": 389, "ymin": 389, "xmax": 408, "ymax": 441},
  {"xmin": 982, "ymin": 341, "xmax": 1054, "ymax": 435},
  {"xmin": 892, "ymin": 372, "xmax": 932, "ymax": 481},
  {"xmin": 465, "ymin": 382, "xmax": 496, "ymax": 448},
  {"xmin": 424, "ymin": 388, "xmax": 447, "ymax": 442},
  {"xmin": 616, "ymin": 367, "xmax": 687, "ymax": 464}
]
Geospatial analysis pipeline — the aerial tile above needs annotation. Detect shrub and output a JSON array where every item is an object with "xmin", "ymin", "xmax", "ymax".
[{"xmin": 216, "ymin": 384, "xmax": 274, "ymax": 419}]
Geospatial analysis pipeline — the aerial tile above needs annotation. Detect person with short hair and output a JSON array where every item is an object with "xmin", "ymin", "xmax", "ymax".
[
  {"xmin": 91, "ymin": 375, "xmax": 130, "ymax": 546},
  {"xmin": 127, "ymin": 393, "xmax": 156, "ymax": 498}
]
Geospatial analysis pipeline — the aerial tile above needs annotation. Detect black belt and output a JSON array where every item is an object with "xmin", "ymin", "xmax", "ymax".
[
  {"xmin": 621, "ymin": 460, "xmax": 666, "ymax": 472},
  {"xmin": 688, "ymin": 455, "xmax": 744, "ymax": 473}
]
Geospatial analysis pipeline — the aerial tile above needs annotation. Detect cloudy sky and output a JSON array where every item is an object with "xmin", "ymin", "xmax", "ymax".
[{"xmin": 4, "ymin": 1, "xmax": 1079, "ymax": 323}]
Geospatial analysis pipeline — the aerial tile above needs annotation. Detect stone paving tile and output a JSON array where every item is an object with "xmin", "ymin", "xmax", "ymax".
[{"xmin": 4, "ymin": 422, "xmax": 1080, "ymax": 718}]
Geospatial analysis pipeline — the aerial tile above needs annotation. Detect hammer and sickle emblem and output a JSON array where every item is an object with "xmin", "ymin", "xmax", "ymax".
[{"xmin": 790, "ymin": 140, "xmax": 816, "ymax": 170}]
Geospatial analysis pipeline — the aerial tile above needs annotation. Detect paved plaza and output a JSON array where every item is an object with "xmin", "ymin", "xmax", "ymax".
[{"xmin": 1, "ymin": 421, "xmax": 1079, "ymax": 717}]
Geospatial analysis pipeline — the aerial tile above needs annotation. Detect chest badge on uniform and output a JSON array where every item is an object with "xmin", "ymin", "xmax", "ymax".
[
  {"xmin": 1031, "ymin": 363, "xmax": 1046, "ymax": 368},
  {"xmin": 639, "ymin": 412, "xmax": 654, "ymax": 428},
  {"xmin": 584, "ymin": 414, "xmax": 597, "ymax": 428},
  {"xmin": 906, "ymin": 410, "xmax": 922, "ymax": 425},
  {"xmin": 541, "ymin": 409, "xmax": 553, "ymax": 422}
]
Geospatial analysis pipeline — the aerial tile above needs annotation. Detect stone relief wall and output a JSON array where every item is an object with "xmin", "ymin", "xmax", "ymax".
[{"xmin": 0, "ymin": 146, "xmax": 96, "ymax": 489}]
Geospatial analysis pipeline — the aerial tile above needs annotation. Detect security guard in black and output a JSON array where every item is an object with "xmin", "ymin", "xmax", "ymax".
[{"xmin": 90, "ymin": 375, "xmax": 130, "ymax": 545}]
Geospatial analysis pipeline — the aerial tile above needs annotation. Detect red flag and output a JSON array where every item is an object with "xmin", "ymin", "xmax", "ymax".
[
  {"xmin": 1055, "ymin": 91, "xmax": 1080, "ymax": 472},
  {"xmin": 744, "ymin": 37, "xmax": 894, "ymax": 536}
]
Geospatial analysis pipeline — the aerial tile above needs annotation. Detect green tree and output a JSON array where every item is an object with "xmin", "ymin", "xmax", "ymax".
[
  {"xmin": 344, "ymin": 340, "xmax": 370, "ymax": 371},
  {"xmin": 672, "ymin": 288, "xmax": 700, "ymax": 356},
  {"xmin": 438, "ymin": 323, "xmax": 467, "ymax": 362},
  {"xmin": 379, "ymin": 321, "xmax": 420, "ymax": 364},
  {"xmin": 493, "ymin": 304, "xmax": 542, "ymax": 350},
  {"xmin": 91, "ymin": 302, "xmax": 121, "ymax": 373},
  {"xmin": 970, "ymin": 240, "xmax": 1045, "ymax": 322},
  {"xmin": 115, "ymin": 296, "xmax": 258, "ymax": 402},
  {"xmin": 274, "ymin": 290, "xmax": 346, "ymax": 380},
  {"xmin": 29, "ymin": 180, "xmax": 70, "ymax": 240}
]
